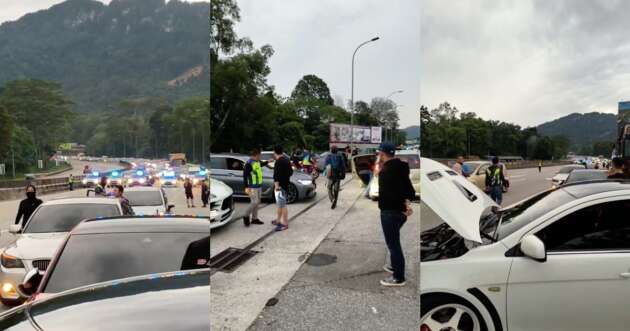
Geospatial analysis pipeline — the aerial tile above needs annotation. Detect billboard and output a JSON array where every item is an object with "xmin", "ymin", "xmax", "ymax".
[{"xmin": 330, "ymin": 124, "xmax": 382, "ymax": 144}]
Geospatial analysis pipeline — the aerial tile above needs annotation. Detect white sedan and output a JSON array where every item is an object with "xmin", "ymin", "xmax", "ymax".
[
  {"xmin": 209, "ymin": 179, "xmax": 234, "ymax": 229},
  {"xmin": 124, "ymin": 186, "xmax": 174, "ymax": 215},
  {"xmin": 421, "ymin": 157, "xmax": 630, "ymax": 331}
]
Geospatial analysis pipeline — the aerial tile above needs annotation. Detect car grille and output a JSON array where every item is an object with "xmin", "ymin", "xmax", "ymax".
[{"xmin": 32, "ymin": 259, "xmax": 50, "ymax": 271}]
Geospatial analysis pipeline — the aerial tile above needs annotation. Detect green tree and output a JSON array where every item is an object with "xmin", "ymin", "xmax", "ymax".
[
  {"xmin": 0, "ymin": 105, "xmax": 13, "ymax": 158},
  {"xmin": 290, "ymin": 75, "xmax": 334, "ymax": 105}
]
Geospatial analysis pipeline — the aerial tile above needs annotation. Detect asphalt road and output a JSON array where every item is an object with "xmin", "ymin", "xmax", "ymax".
[{"xmin": 421, "ymin": 164, "xmax": 565, "ymax": 231}]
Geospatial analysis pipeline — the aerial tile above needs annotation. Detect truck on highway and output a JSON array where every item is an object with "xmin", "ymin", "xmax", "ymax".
[
  {"xmin": 615, "ymin": 101, "xmax": 630, "ymax": 160},
  {"xmin": 169, "ymin": 153, "xmax": 187, "ymax": 167}
]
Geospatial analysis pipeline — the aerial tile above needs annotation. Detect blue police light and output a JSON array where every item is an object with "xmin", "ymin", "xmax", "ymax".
[
  {"xmin": 112, "ymin": 171, "xmax": 119, "ymax": 176},
  {"xmin": 92, "ymin": 171, "xmax": 99, "ymax": 176},
  {"xmin": 199, "ymin": 170, "xmax": 207, "ymax": 176},
  {"xmin": 136, "ymin": 170, "xmax": 143, "ymax": 176}
]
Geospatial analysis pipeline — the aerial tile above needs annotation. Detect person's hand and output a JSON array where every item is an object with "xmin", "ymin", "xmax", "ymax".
[
  {"xmin": 403, "ymin": 200, "xmax": 413, "ymax": 217},
  {"xmin": 245, "ymin": 187, "xmax": 251, "ymax": 195}
]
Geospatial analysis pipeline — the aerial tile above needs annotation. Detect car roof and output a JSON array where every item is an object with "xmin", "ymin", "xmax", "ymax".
[
  {"xmin": 124, "ymin": 186, "xmax": 162, "ymax": 192},
  {"xmin": 26, "ymin": 270, "xmax": 209, "ymax": 331},
  {"xmin": 395, "ymin": 150, "xmax": 420, "ymax": 155},
  {"xmin": 44, "ymin": 197, "xmax": 120, "ymax": 206},
  {"xmin": 561, "ymin": 180, "xmax": 630, "ymax": 199},
  {"xmin": 73, "ymin": 216, "xmax": 209, "ymax": 234}
]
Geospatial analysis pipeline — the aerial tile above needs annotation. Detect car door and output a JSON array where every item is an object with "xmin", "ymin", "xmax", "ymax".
[
  {"xmin": 224, "ymin": 158, "xmax": 245, "ymax": 195},
  {"xmin": 209, "ymin": 157, "xmax": 231, "ymax": 188},
  {"xmin": 507, "ymin": 198, "xmax": 630, "ymax": 331}
]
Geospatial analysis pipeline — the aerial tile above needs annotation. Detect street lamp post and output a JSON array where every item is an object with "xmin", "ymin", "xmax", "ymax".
[{"xmin": 350, "ymin": 36, "xmax": 379, "ymax": 150}]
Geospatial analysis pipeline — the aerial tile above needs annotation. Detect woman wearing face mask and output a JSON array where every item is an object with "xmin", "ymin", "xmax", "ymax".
[{"xmin": 15, "ymin": 185, "xmax": 43, "ymax": 229}]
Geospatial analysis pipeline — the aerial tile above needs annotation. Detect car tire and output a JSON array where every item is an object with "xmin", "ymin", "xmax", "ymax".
[
  {"xmin": 421, "ymin": 294, "xmax": 488, "ymax": 331},
  {"xmin": 286, "ymin": 183, "xmax": 298, "ymax": 204}
]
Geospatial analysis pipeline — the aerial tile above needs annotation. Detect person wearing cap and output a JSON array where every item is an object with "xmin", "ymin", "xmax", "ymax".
[{"xmin": 377, "ymin": 141, "xmax": 416, "ymax": 287}]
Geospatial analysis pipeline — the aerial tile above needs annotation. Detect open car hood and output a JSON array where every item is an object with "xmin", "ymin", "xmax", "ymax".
[{"xmin": 421, "ymin": 158, "xmax": 498, "ymax": 243}]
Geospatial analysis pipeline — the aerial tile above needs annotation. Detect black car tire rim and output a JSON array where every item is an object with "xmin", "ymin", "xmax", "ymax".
[{"xmin": 287, "ymin": 184, "xmax": 298, "ymax": 204}]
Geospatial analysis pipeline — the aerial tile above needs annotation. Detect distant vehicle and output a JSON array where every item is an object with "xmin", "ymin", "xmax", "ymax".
[
  {"xmin": 463, "ymin": 161, "xmax": 510, "ymax": 193},
  {"xmin": 123, "ymin": 187, "xmax": 173, "ymax": 215},
  {"xmin": 550, "ymin": 164, "xmax": 587, "ymax": 187},
  {"xmin": 107, "ymin": 170, "xmax": 124, "ymax": 186},
  {"xmin": 190, "ymin": 168, "xmax": 208, "ymax": 186},
  {"xmin": 169, "ymin": 153, "xmax": 187, "ymax": 167},
  {"xmin": 0, "ymin": 198, "xmax": 122, "ymax": 306},
  {"xmin": 81, "ymin": 171, "xmax": 101, "ymax": 187},
  {"xmin": 209, "ymin": 153, "xmax": 316, "ymax": 204},
  {"xmin": 209, "ymin": 179, "xmax": 234, "ymax": 229},
  {"xmin": 126, "ymin": 169, "xmax": 149, "ymax": 187},
  {"xmin": 159, "ymin": 170, "xmax": 178, "ymax": 187},
  {"xmin": 0, "ymin": 270, "xmax": 209, "ymax": 331},
  {"xmin": 562, "ymin": 169, "xmax": 609, "ymax": 186},
  {"xmin": 18, "ymin": 216, "xmax": 209, "ymax": 303},
  {"xmin": 367, "ymin": 150, "xmax": 420, "ymax": 200}
]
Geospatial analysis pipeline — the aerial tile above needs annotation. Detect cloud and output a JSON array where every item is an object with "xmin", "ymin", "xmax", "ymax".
[
  {"xmin": 421, "ymin": 0, "xmax": 630, "ymax": 127},
  {"xmin": 235, "ymin": 0, "xmax": 420, "ymax": 128}
]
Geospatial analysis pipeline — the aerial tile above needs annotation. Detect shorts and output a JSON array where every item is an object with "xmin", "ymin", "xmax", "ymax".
[
  {"xmin": 186, "ymin": 192, "xmax": 193, "ymax": 199},
  {"xmin": 274, "ymin": 188, "xmax": 288, "ymax": 208}
]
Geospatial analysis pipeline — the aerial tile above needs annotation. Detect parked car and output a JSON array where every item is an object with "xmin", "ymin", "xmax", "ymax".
[
  {"xmin": 209, "ymin": 179, "xmax": 234, "ymax": 229},
  {"xmin": 562, "ymin": 169, "xmax": 609, "ymax": 186},
  {"xmin": 421, "ymin": 157, "xmax": 630, "ymax": 331},
  {"xmin": 81, "ymin": 170, "xmax": 102, "ymax": 187},
  {"xmin": 0, "ymin": 198, "xmax": 122, "ymax": 306},
  {"xmin": 126, "ymin": 169, "xmax": 149, "ymax": 187},
  {"xmin": 463, "ymin": 160, "xmax": 510, "ymax": 193},
  {"xmin": 367, "ymin": 150, "xmax": 420, "ymax": 200},
  {"xmin": 209, "ymin": 153, "xmax": 316, "ymax": 204},
  {"xmin": 158, "ymin": 170, "xmax": 178, "ymax": 187},
  {"xmin": 0, "ymin": 270, "xmax": 209, "ymax": 331},
  {"xmin": 550, "ymin": 164, "xmax": 588, "ymax": 187},
  {"xmin": 18, "ymin": 216, "xmax": 209, "ymax": 302},
  {"xmin": 106, "ymin": 170, "xmax": 124, "ymax": 186},
  {"xmin": 123, "ymin": 186, "xmax": 174, "ymax": 215}
]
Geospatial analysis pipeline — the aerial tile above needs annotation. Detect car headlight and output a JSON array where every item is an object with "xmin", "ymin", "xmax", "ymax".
[
  {"xmin": 1, "ymin": 253, "xmax": 24, "ymax": 269},
  {"xmin": 297, "ymin": 179, "xmax": 312, "ymax": 186},
  {"xmin": 139, "ymin": 178, "xmax": 146, "ymax": 184},
  {"xmin": 82, "ymin": 179, "xmax": 87, "ymax": 184},
  {"xmin": 128, "ymin": 179, "xmax": 134, "ymax": 184},
  {"xmin": 106, "ymin": 179, "xmax": 111, "ymax": 184}
]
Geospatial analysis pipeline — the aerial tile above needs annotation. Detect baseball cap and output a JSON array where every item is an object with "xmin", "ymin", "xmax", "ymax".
[{"xmin": 378, "ymin": 142, "xmax": 396, "ymax": 156}]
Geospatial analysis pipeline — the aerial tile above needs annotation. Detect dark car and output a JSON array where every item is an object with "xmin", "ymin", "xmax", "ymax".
[
  {"xmin": 563, "ymin": 169, "xmax": 609, "ymax": 185},
  {"xmin": 209, "ymin": 153, "xmax": 316, "ymax": 204},
  {"xmin": 0, "ymin": 270, "xmax": 209, "ymax": 330},
  {"xmin": 22, "ymin": 216, "xmax": 209, "ymax": 301}
]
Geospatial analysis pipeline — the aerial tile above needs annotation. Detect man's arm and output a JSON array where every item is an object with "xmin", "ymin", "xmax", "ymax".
[
  {"xmin": 243, "ymin": 162, "xmax": 252, "ymax": 188},
  {"xmin": 15, "ymin": 201, "xmax": 24, "ymax": 225}
]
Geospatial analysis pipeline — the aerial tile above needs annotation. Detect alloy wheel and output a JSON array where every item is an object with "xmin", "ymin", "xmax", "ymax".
[{"xmin": 420, "ymin": 303, "xmax": 481, "ymax": 331}]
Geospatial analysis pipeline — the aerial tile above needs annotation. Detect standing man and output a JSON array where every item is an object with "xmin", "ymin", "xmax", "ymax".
[
  {"xmin": 538, "ymin": 160, "xmax": 543, "ymax": 173},
  {"xmin": 112, "ymin": 185, "xmax": 134, "ymax": 215},
  {"xmin": 68, "ymin": 174, "xmax": 74, "ymax": 191},
  {"xmin": 200, "ymin": 179, "xmax": 210, "ymax": 208},
  {"xmin": 302, "ymin": 148, "xmax": 313, "ymax": 174},
  {"xmin": 94, "ymin": 176, "xmax": 108, "ymax": 196},
  {"xmin": 272, "ymin": 145, "xmax": 292, "ymax": 232},
  {"xmin": 608, "ymin": 157, "xmax": 626, "ymax": 179},
  {"xmin": 184, "ymin": 178, "xmax": 194, "ymax": 208},
  {"xmin": 486, "ymin": 156, "xmax": 506, "ymax": 205},
  {"xmin": 242, "ymin": 149, "xmax": 269, "ymax": 226},
  {"xmin": 452, "ymin": 155, "xmax": 465, "ymax": 176},
  {"xmin": 15, "ymin": 185, "xmax": 43, "ymax": 229},
  {"xmin": 377, "ymin": 142, "xmax": 415, "ymax": 287},
  {"xmin": 325, "ymin": 145, "xmax": 346, "ymax": 209}
]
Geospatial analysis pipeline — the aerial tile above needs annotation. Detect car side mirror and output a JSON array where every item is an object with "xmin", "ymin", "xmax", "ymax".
[
  {"xmin": 167, "ymin": 204, "xmax": 175, "ymax": 212},
  {"xmin": 520, "ymin": 234, "xmax": 547, "ymax": 262},
  {"xmin": 18, "ymin": 268, "xmax": 43, "ymax": 298},
  {"xmin": 9, "ymin": 224, "xmax": 21, "ymax": 234}
]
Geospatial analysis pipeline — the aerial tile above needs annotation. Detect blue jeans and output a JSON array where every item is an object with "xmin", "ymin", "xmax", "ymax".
[
  {"xmin": 380, "ymin": 210, "xmax": 407, "ymax": 281},
  {"xmin": 490, "ymin": 185, "xmax": 503, "ymax": 205}
]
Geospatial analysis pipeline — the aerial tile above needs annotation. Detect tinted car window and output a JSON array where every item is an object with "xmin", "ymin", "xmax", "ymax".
[
  {"xmin": 43, "ymin": 233, "xmax": 209, "ymax": 293},
  {"xmin": 565, "ymin": 171, "xmax": 608, "ymax": 184},
  {"xmin": 226, "ymin": 158, "xmax": 244, "ymax": 171},
  {"xmin": 209, "ymin": 157, "xmax": 226, "ymax": 170},
  {"xmin": 25, "ymin": 204, "xmax": 120, "ymax": 233},
  {"xmin": 124, "ymin": 191, "xmax": 163, "ymax": 206},
  {"xmin": 535, "ymin": 200, "xmax": 630, "ymax": 251},
  {"xmin": 497, "ymin": 189, "xmax": 574, "ymax": 240},
  {"xmin": 397, "ymin": 155, "xmax": 420, "ymax": 169}
]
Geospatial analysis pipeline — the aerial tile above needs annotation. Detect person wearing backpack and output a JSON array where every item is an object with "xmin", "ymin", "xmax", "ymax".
[
  {"xmin": 325, "ymin": 145, "xmax": 346, "ymax": 209},
  {"xmin": 485, "ymin": 156, "xmax": 507, "ymax": 205}
]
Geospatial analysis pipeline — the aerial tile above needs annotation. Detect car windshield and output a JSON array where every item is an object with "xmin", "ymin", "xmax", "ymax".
[
  {"xmin": 43, "ymin": 232, "xmax": 209, "ymax": 293},
  {"xmin": 24, "ymin": 204, "xmax": 120, "ymax": 233},
  {"xmin": 124, "ymin": 191, "xmax": 163, "ymax": 206},
  {"xmin": 495, "ymin": 189, "xmax": 574, "ymax": 240},
  {"xmin": 566, "ymin": 171, "xmax": 608, "ymax": 184},
  {"xmin": 397, "ymin": 155, "xmax": 420, "ymax": 169}
]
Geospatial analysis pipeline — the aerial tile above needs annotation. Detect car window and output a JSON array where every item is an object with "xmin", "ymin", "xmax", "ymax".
[
  {"xmin": 209, "ymin": 157, "xmax": 226, "ymax": 170},
  {"xmin": 226, "ymin": 158, "xmax": 244, "ymax": 171},
  {"xmin": 24, "ymin": 204, "xmax": 121, "ymax": 233},
  {"xmin": 397, "ymin": 155, "xmax": 420, "ymax": 169},
  {"xmin": 124, "ymin": 191, "xmax": 163, "ymax": 206},
  {"xmin": 43, "ymin": 233, "xmax": 209, "ymax": 293},
  {"xmin": 565, "ymin": 171, "xmax": 608, "ymax": 184},
  {"xmin": 535, "ymin": 200, "xmax": 630, "ymax": 252},
  {"xmin": 477, "ymin": 164, "xmax": 489, "ymax": 175}
]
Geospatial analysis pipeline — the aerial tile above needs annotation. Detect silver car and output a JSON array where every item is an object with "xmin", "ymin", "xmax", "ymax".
[
  {"xmin": 0, "ymin": 198, "xmax": 122, "ymax": 306},
  {"xmin": 209, "ymin": 153, "xmax": 316, "ymax": 204}
]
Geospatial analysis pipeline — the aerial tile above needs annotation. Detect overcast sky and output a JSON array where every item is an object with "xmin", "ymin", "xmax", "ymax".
[
  {"xmin": 422, "ymin": 0, "xmax": 630, "ymax": 127},
  {"xmin": 235, "ymin": 0, "xmax": 420, "ymax": 128}
]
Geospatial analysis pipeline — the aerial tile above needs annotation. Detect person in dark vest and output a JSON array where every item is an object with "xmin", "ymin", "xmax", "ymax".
[{"xmin": 15, "ymin": 185, "xmax": 43, "ymax": 229}]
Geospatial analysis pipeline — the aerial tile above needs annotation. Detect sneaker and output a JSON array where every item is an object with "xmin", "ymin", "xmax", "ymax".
[
  {"xmin": 271, "ymin": 220, "xmax": 278, "ymax": 225},
  {"xmin": 243, "ymin": 216, "xmax": 250, "ymax": 227},
  {"xmin": 383, "ymin": 265, "xmax": 394, "ymax": 274},
  {"xmin": 380, "ymin": 276, "xmax": 406, "ymax": 287},
  {"xmin": 274, "ymin": 224, "xmax": 288, "ymax": 232},
  {"xmin": 251, "ymin": 219, "xmax": 264, "ymax": 225}
]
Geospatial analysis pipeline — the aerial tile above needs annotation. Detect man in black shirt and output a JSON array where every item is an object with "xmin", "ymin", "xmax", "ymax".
[
  {"xmin": 377, "ymin": 142, "xmax": 415, "ymax": 287},
  {"xmin": 272, "ymin": 145, "xmax": 292, "ymax": 231},
  {"xmin": 15, "ymin": 185, "xmax": 43, "ymax": 228},
  {"xmin": 608, "ymin": 157, "xmax": 627, "ymax": 179}
]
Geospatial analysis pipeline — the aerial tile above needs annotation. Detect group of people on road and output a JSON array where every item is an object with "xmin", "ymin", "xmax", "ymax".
[{"xmin": 183, "ymin": 178, "xmax": 210, "ymax": 208}]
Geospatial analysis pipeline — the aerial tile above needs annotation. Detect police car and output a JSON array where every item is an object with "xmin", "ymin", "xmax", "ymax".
[
  {"xmin": 126, "ymin": 169, "xmax": 149, "ymax": 187},
  {"xmin": 159, "ymin": 170, "xmax": 178, "ymax": 187},
  {"xmin": 107, "ymin": 170, "xmax": 124, "ymax": 186},
  {"xmin": 81, "ymin": 171, "xmax": 101, "ymax": 187}
]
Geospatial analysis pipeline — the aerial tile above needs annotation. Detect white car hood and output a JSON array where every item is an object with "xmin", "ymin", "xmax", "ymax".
[
  {"xmin": 552, "ymin": 173, "xmax": 569, "ymax": 182},
  {"xmin": 131, "ymin": 205, "xmax": 165, "ymax": 215},
  {"xmin": 210, "ymin": 178, "xmax": 232, "ymax": 202},
  {"xmin": 4, "ymin": 232, "xmax": 67, "ymax": 260},
  {"xmin": 421, "ymin": 158, "xmax": 498, "ymax": 243}
]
